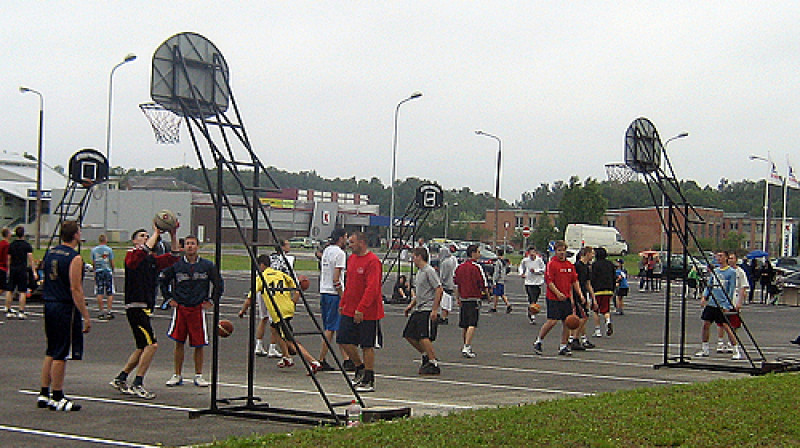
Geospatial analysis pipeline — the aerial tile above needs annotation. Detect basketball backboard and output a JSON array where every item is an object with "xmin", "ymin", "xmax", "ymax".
[
  {"xmin": 624, "ymin": 117, "xmax": 663, "ymax": 174},
  {"xmin": 69, "ymin": 148, "xmax": 109, "ymax": 188},
  {"xmin": 151, "ymin": 32, "xmax": 230, "ymax": 118}
]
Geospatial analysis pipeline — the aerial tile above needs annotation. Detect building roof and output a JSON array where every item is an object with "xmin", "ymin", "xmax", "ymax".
[{"xmin": 0, "ymin": 152, "xmax": 67, "ymax": 200}]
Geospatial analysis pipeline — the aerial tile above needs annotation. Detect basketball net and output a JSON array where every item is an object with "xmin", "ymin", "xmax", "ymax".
[
  {"xmin": 139, "ymin": 102, "xmax": 181, "ymax": 144},
  {"xmin": 605, "ymin": 163, "xmax": 637, "ymax": 183}
]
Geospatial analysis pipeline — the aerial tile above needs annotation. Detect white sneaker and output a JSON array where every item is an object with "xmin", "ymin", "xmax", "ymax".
[
  {"xmin": 716, "ymin": 343, "xmax": 725, "ymax": 353},
  {"xmin": 165, "ymin": 374, "xmax": 183, "ymax": 387},
  {"xmin": 694, "ymin": 350, "xmax": 710, "ymax": 358},
  {"xmin": 16, "ymin": 311, "xmax": 26, "ymax": 320},
  {"xmin": 255, "ymin": 346, "xmax": 268, "ymax": 357},
  {"xmin": 193, "ymin": 375, "xmax": 210, "ymax": 387},
  {"xmin": 461, "ymin": 347, "xmax": 477, "ymax": 358},
  {"xmin": 6, "ymin": 311, "xmax": 16, "ymax": 319},
  {"xmin": 267, "ymin": 345, "xmax": 282, "ymax": 358},
  {"xmin": 732, "ymin": 351, "xmax": 745, "ymax": 360},
  {"xmin": 593, "ymin": 328, "xmax": 602, "ymax": 338},
  {"xmin": 725, "ymin": 345, "xmax": 734, "ymax": 354}
]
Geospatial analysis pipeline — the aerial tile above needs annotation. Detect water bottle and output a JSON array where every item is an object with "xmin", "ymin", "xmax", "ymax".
[{"xmin": 345, "ymin": 400, "xmax": 362, "ymax": 427}]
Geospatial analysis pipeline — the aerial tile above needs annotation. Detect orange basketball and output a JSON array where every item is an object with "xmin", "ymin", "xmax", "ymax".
[
  {"xmin": 297, "ymin": 274, "xmax": 310, "ymax": 291},
  {"xmin": 218, "ymin": 319, "xmax": 234, "ymax": 338},
  {"xmin": 565, "ymin": 314, "xmax": 581, "ymax": 330},
  {"xmin": 528, "ymin": 303, "xmax": 541, "ymax": 314}
]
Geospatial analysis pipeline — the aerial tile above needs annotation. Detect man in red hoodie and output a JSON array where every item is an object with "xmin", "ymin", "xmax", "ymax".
[{"xmin": 337, "ymin": 231, "xmax": 384, "ymax": 392}]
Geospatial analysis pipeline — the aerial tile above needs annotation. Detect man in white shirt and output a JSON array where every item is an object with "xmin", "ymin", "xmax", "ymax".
[
  {"xmin": 519, "ymin": 248, "xmax": 546, "ymax": 324},
  {"xmin": 318, "ymin": 229, "xmax": 351, "ymax": 371}
]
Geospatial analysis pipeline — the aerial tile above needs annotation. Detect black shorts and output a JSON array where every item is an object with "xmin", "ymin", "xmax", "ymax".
[
  {"xmin": 701, "ymin": 306, "xmax": 727, "ymax": 325},
  {"xmin": 126, "ymin": 308, "xmax": 157, "ymax": 349},
  {"xmin": 44, "ymin": 301, "xmax": 83, "ymax": 361},
  {"xmin": 336, "ymin": 315, "xmax": 381, "ymax": 349},
  {"xmin": 0, "ymin": 269, "xmax": 7, "ymax": 290},
  {"xmin": 459, "ymin": 301, "xmax": 480, "ymax": 328},
  {"xmin": 525, "ymin": 285, "xmax": 541, "ymax": 304},
  {"xmin": 615, "ymin": 287, "xmax": 629, "ymax": 297},
  {"xmin": 8, "ymin": 267, "xmax": 28, "ymax": 293},
  {"xmin": 546, "ymin": 299, "xmax": 573, "ymax": 321},
  {"xmin": 271, "ymin": 316, "xmax": 295, "ymax": 340},
  {"xmin": 402, "ymin": 310, "xmax": 438, "ymax": 342}
]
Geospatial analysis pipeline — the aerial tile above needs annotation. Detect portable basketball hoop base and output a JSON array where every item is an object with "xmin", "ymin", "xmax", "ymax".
[
  {"xmin": 150, "ymin": 32, "xmax": 409, "ymax": 426},
  {"xmin": 623, "ymin": 117, "xmax": 800, "ymax": 377}
]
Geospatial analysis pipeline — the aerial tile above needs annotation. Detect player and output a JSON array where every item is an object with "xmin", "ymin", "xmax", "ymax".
[
  {"xmin": 5, "ymin": 226, "xmax": 36, "ymax": 319},
  {"xmin": 533, "ymin": 240, "xmax": 582, "ymax": 356},
  {"xmin": 403, "ymin": 247, "xmax": 443, "ymax": 375},
  {"xmin": 91, "ymin": 234, "xmax": 115, "ymax": 320}
]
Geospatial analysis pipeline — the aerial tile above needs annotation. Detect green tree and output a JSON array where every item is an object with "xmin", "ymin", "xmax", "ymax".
[
  {"xmin": 557, "ymin": 177, "xmax": 608, "ymax": 231},
  {"xmin": 530, "ymin": 211, "xmax": 559, "ymax": 251},
  {"xmin": 720, "ymin": 231, "xmax": 746, "ymax": 252}
]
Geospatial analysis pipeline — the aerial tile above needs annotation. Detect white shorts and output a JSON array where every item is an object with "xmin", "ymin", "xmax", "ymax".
[
  {"xmin": 440, "ymin": 291, "xmax": 453, "ymax": 312},
  {"xmin": 256, "ymin": 292, "xmax": 274, "ymax": 323}
]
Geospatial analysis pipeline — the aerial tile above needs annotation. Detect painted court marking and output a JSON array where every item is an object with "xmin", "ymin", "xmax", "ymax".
[{"xmin": 0, "ymin": 424, "xmax": 157, "ymax": 448}]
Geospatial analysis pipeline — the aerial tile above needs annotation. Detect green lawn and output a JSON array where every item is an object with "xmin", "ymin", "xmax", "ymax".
[{"xmin": 205, "ymin": 373, "xmax": 800, "ymax": 447}]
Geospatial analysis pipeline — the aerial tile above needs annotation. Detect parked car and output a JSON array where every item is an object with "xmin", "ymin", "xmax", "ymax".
[
  {"xmin": 661, "ymin": 255, "xmax": 708, "ymax": 280},
  {"xmin": 453, "ymin": 247, "xmax": 510, "ymax": 278},
  {"xmin": 776, "ymin": 257, "xmax": 800, "ymax": 272},
  {"xmin": 288, "ymin": 237, "xmax": 315, "ymax": 248}
]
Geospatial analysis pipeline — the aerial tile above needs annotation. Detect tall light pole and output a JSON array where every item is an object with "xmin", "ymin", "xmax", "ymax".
[
  {"xmin": 475, "ymin": 130, "xmax": 502, "ymax": 249},
  {"xmin": 750, "ymin": 154, "xmax": 772, "ymax": 252},
  {"xmin": 388, "ymin": 91, "xmax": 422, "ymax": 248},
  {"xmin": 19, "ymin": 87, "xmax": 44, "ymax": 249},
  {"xmin": 660, "ymin": 132, "xmax": 689, "ymax": 251},
  {"xmin": 444, "ymin": 201, "xmax": 459, "ymax": 240},
  {"xmin": 103, "ymin": 53, "xmax": 137, "ymax": 234}
]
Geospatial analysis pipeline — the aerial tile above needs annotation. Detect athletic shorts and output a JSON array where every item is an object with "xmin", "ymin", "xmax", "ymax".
[
  {"xmin": 595, "ymin": 293, "xmax": 613, "ymax": 314},
  {"xmin": 126, "ymin": 308, "xmax": 157, "ymax": 349},
  {"xmin": 94, "ymin": 270, "xmax": 114, "ymax": 296},
  {"xmin": 402, "ymin": 310, "xmax": 438, "ymax": 342},
  {"xmin": 459, "ymin": 301, "xmax": 480, "ymax": 328},
  {"xmin": 0, "ymin": 269, "xmax": 7, "ymax": 290},
  {"xmin": 44, "ymin": 301, "xmax": 83, "ymax": 361},
  {"xmin": 573, "ymin": 297, "xmax": 588, "ymax": 319},
  {"xmin": 718, "ymin": 311, "xmax": 742, "ymax": 329},
  {"xmin": 271, "ymin": 316, "xmax": 295, "ymax": 340},
  {"xmin": 254, "ymin": 292, "xmax": 274, "ymax": 323},
  {"xmin": 320, "ymin": 293, "xmax": 342, "ymax": 331},
  {"xmin": 336, "ymin": 315, "xmax": 380, "ymax": 349},
  {"xmin": 525, "ymin": 285, "xmax": 541, "ymax": 304},
  {"xmin": 492, "ymin": 283, "xmax": 505, "ymax": 297},
  {"xmin": 8, "ymin": 267, "xmax": 28, "ymax": 293},
  {"xmin": 546, "ymin": 298, "xmax": 573, "ymax": 321},
  {"xmin": 701, "ymin": 305, "xmax": 727, "ymax": 325},
  {"xmin": 615, "ymin": 287, "xmax": 629, "ymax": 297},
  {"xmin": 167, "ymin": 304, "xmax": 209, "ymax": 347}
]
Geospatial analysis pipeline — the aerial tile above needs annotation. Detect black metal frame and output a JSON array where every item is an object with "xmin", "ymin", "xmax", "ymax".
[
  {"xmin": 46, "ymin": 179, "xmax": 101, "ymax": 250},
  {"xmin": 152, "ymin": 35, "xmax": 362, "ymax": 425},
  {"xmin": 380, "ymin": 196, "xmax": 439, "ymax": 288}
]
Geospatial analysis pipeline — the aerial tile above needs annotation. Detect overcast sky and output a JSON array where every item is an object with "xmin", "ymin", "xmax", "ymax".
[{"xmin": 3, "ymin": 2, "xmax": 800, "ymax": 204}]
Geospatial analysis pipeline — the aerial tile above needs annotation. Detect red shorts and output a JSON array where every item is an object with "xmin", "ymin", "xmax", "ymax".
[
  {"xmin": 167, "ymin": 304, "xmax": 208, "ymax": 347},
  {"xmin": 717, "ymin": 311, "xmax": 742, "ymax": 329},
  {"xmin": 595, "ymin": 293, "xmax": 613, "ymax": 314}
]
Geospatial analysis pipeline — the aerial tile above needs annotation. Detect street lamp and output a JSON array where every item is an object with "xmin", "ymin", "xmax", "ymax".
[
  {"xmin": 750, "ymin": 154, "xmax": 772, "ymax": 252},
  {"xmin": 19, "ymin": 86, "xmax": 44, "ymax": 249},
  {"xmin": 388, "ymin": 91, "xmax": 422, "ymax": 248},
  {"xmin": 659, "ymin": 132, "xmax": 689, "ymax": 251},
  {"xmin": 103, "ymin": 52, "xmax": 137, "ymax": 234},
  {"xmin": 444, "ymin": 201, "xmax": 459, "ymax": 240},
  {"xmin": 475, "ymin": 130, "xmax": 502, "ymax": 249}
]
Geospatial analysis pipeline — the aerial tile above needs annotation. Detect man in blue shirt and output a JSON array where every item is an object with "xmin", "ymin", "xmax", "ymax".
[
  {"xmin": 91, "ymin": 234, "xmax": 115, "ymax": 320},
  {"xmin": 696, "ymin": 251, "xmax": 737, "ymax": 358}
]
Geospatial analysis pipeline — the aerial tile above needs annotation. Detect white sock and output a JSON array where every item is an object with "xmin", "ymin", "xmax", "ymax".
[
  {"xmin": 535, "ymin": 338, "xmax": 542, "ymax": 344},
  {"xmin": 702, "ymin": 342, "xmax": 709, "ymax": 352},
  {"xmin": 269, "ymin": 344, "xmax": 278, "ymax": 351},
  {"xmin": 255, "ymin": 339, "xmax": 264, "ymax": 349},
  {"xmin": 581, "ymin": 335, "xmax": 588, "ymax": 342}
]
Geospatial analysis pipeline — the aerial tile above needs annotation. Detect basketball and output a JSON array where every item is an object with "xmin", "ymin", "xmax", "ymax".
[
  {"xmin": 154, "ymin": 209, "xmax": 179, "ymax": 232},
  {"xmin": 296, "ymin": 274, "xmax": 310, "ymax": 291},
  {"xmin": 565, "ymin": 314, "xmax": 581, "ymax": 330},
  {"xmin": 218, "ymin": 319, "xmax": 234, "ymax": 338},
  {"xmin": 528, "ymin": 303, "xmax": 541, "ymax": 314}
]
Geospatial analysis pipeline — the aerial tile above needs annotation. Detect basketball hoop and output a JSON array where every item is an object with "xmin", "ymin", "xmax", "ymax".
[
  {"xmin": 140, "ymin": 102, "xmax": 181, "ymax": 144},
  {"xmin": 605, "ymin": 163, "xmax": 637, "ymax": 183}
]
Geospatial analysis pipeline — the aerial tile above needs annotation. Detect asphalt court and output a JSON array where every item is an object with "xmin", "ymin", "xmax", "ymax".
[{"xmin": 2, "ymin": 272, "xmax": 800, "ymax": 447}]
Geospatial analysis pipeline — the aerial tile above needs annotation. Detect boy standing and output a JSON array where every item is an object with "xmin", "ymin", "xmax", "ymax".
[
  {"xmin": 533, "ymin": 240, "xmax": 582, "ymax": 356},
  {"xmin": 403, "ymin": 247, "xmax": 443, "ymax": 375},
  {"xmin": 92, "ymin": 234, "xmax": 115, "ymax": 320}
]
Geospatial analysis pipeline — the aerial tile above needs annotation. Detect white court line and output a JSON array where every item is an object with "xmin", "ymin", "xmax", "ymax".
[
  {"xmin": 0, "ymin": 424, "xmax": 157, "ymax": 448},
  {"xmin": 18, "ymin": 390, "xmax": 196, "ymax": 412},
  {"xmin": 436, "ymin": 360, "xmax": 688, "ymax": 385},
  {"xmin": 372, "ymin": 373, "xmax": 590, "ymax": 396},
  {"xmin": 501, "ymin": 352, "xmax": 656, "ymax": 369}
]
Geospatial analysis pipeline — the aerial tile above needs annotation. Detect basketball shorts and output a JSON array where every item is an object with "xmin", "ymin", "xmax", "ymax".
[
  {"xmin": 718, "ymin": 311, "xmax": 742, "ymax": 329},
  {"xmin": 0, "ymin": 269, "xmax": 7, "ymax": 290},
  {"xmin": 320, "ymin": 293, "xmax": 342, "ymax": 331},
  {"xmin": 167, "ymin": 304, "xmax": 209, "ymax": 347},
  {"xmin": 8, "ymin": 267, "xmax": 28, "ymax": 293},
  {"xmin": 126, "ymin": 308, "xmax": 157, "ymax": 349},
  {"xmin": 402, "ymin": 310, "xmax": 438, "ymax": 342},
  {"xmin": 525, "ymin": 285, "xmax": 541, "ymax": 304},
  {"xmin": 94, "ymin": 270, "xmax": 114, "ymax": 296},
  {"xmin": 615, "ymin": 287, "xmax": 629, "ymax": 297},
  {"xmin": 271, "ymin": 316, "xmax": 295, "ymax": 340},
  {"xmin": 336, "ymin": 315, "xmax": 380, "ymax": 349},
  {"xmin": 492, "ymin": 283, "xmax": 505, "ymax": 297},
  {"xmin": 440, "ymin": 291, "xmax": 453, "ymax": 312},
  {"xmin": 595, "ymin": 292, "xmax": 613, "ymax": 314},
  {"xmin": 546, "ymin": 298, "xmax": 573, "ymax": 321},
  {"xmin": 701, "ymin": 305, "xmax": 726, "ymax": 325},
  {"xmin": 44, "ymin": 301, "xmax": 83, "ymax": 361}
]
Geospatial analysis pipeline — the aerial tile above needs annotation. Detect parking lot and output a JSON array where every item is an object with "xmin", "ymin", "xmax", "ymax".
[{"xmin": 2, "ymin": 271, "xmax": 800, "ymax": 447}]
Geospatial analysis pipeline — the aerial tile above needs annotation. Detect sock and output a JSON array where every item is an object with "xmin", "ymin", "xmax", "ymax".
[
  {"xmin": 568, "ymin": 336, "xmax": 575, "ymax": 343},
  {"xmin": 117, "ymin": 371, "xmax": 129, "ymax": 382},
  {"xmin": 581, "ymin": 335, "xmax": 588, "ymax": 343},
  {"xmin": 535, "ymin": 338, "xmax": 542, "ymax": 344},
  {"xmin": 269, "ymin": 344, "xmax": 278, "ymax": 351},
  {"xmin": 132, "ymin": 376, "xmax": 144, "ymax": 387},
  {"xmin": 52, "ymin": 390, "xmax": 64, "ymax": 401},
  {"xmin": 702, "ymin": 342, "xmax": 710, "ymax": 352},
  {"xmin": 255, "ymin": 339, "xmax": 264, "ymax": 349},
  {"xmin": 40, "ymin": 387, "xmax": 49, "ymax": 397}
]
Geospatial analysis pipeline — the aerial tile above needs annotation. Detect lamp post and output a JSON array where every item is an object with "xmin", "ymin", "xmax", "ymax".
[
  {"xmin": 659, "ymin": 132, "xmax": 689, "ymax": 251},
  {"xmin": 475, "ymin": 130, "xmax": 502, "ymax": 249},
  {"xmin": 750, "ymin": 154, "xmax": 772, "ymax": 252},
  {"xmin": 103, "ymin": 53, "xmax": 137, "ymax": 234},
  {"xmin": 444, "ymin": 201, "xmax": 459, "ymax": 240},
  {"xmin": 19, "ymin": 86, "xmax": 44, "ymax": 249},
  {"xmin": 388, "ymin": 91, "xmax": 422, "ymax": 249}
]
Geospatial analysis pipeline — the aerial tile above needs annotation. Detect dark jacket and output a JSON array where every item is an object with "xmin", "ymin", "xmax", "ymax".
[
  {"xmin": 160, "ymin": 256, "xmax": 223, "ymax": 307},
  {"xmin": 125, "ymin": 246, "xmax": 180, "ymax": 310},
  {"xmin": 590, "ymin": 259, "xmax": 617, "ymax": 292}
]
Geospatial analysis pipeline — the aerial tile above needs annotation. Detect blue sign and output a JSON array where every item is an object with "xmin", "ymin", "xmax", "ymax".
[{"xmin": 27, "ymin": 189, "xmax": 51, "ymax": 199}]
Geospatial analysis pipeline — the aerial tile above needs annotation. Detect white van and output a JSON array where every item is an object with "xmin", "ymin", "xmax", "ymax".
[{"xmin": 564, "ymin": 224, "xmax": 628, "ymax": 256}]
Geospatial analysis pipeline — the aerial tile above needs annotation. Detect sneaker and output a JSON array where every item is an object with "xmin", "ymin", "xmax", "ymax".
[
  {"xmin": 307, "ymin": 362, "xmax": 322, "ymax": 375},
  {"xmin": 165, "ymin": 374, "xmax": 183, "ymax": 387},
  {"xmin": 732, "ymin": 351, "xmax": 745, "ymax": 360},
  {"xmin": 49, "ymin": 397, "xmax": 81, "ymax": 411},
  {"xmin": 193, "ymin": 375, "xmax": 210, "ymax": 387},
  {"xmin": 319, "ymin": 360, "xmax": 335, "ymax": 371},
  {"xmin": 109, "ymin": 378, "xmax": 128, "ymax": 392},
  {"xmin": 354, "ymin": 380, "xmax": 375, "ymax": 393},
  {"xmin": 6, "ymin": 311, "xmax": 16, "ymax": 319},
  {"xmin": 267, "ymin": 346, "xmax": 283, "ymax": 359},
  {"xmin": 461, "ymin": 347, "xmax": 476, "ymax": 358},
  {"xmin": 97, "ymin": 313, "xmax": 110, "ymax": 321},
  {"xmin": 438, "ymin": 317, "xmax": 449, "ymax": 325},
  {"xmin": 791, "ymin": 338, "xmax": 800, "ymax": 345},
  {"xmin": 37, "ymin": 395, "xmax": 50, "ymax": 408},
  {"xmin": 582, "ymin": 340, "xmax": 596, "ymax": 349},
  {"xmin": 694, "ymin": 350, "xmax": 710, "ymax": 358},
  {"xmin": 107, "ymin": 312, "xmax": 115, "ymax": 320},
  {"xmin": 724, "ymin": 345, "xmax": 734, "ymax": 354},
  {"xmin": 506, "ymin": 305, "xmax": 513, "ymax": 314},
  {"xmin": 533, "ymin": 341, "xmax": 543, "ymax": 355},
  {"xmin": 488, "ymin": 308, "xmax": 497, "ymax": 313},
  {"xmin": 614, "ymin": 310, "xmax": 624, "ymax": 315},
  {"xmin": 606, "ymin": 322, "xmax": 614, "ymax": 336},
  {"xmin": 16, "ymin": 311, "xmax": 26, "ymax": 320},
  {"xmin": 558, "ymin": 346, "xmax": 572, "ymax": 356},
  {"xmin": 716, "ymin": 343, "xmax": 725, "ymax": 353},
  {"xmin": 343, "ymin": 359, "xmax": 357, "ymax": 372},
  {"xmin": 277, "ymin": 358, "xmax": 295, "ymax": 368},
  {"xmin": 419, "ymin": 362, "xmax": 441, "ymax": 375},
  {"xmin": 593, "ymin": 328, "xmax": 602, "ymax": 338},
  {"xmin": 529, "ymin": 316, "xmax": 536, "ymax": 325},
  {"xmin": 254, "ymin": 346, "xmax": 268, "ymax": 357},
  {"xmin": 129, "ymin": 384, "xmax": 156, "ymax": 399},
  {"xmin": 353, "ymin": 365, "xmax": 365, "ymax": 384},
  {"xmin": 422, "ymin": 354, "xmax": 429, "ymax": 366},
  {"xmin": 570, "ymin": 339, "xmax": 585, "ymax": 351}
]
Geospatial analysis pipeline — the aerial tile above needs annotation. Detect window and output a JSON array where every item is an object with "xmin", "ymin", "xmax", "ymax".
[{"xmin": 515, "ymin": 216, "xmax": 523, "ymax": 228}]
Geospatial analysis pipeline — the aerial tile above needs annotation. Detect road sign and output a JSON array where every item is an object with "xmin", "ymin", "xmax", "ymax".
[
  {"xmin": 521, "ymin": 226, "xmax": 531, "ymax": 238},
  {"xmin": 27, "ymin": 189, "xmax": 52, "ymax": 199}
]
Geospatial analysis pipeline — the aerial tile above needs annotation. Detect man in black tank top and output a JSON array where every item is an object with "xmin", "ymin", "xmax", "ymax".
[{"xmin": 38, "ymin": 220, "xmax": 90, "ymax": 411}]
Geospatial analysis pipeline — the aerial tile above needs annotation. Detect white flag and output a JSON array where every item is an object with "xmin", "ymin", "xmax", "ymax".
[
  {"xmin": 768, "ymin": 161, "xmax": 783, "ymax": 186},
  {"xmin": 788, "ymin": 163, "xmax": 800, "ymax": 190}
]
